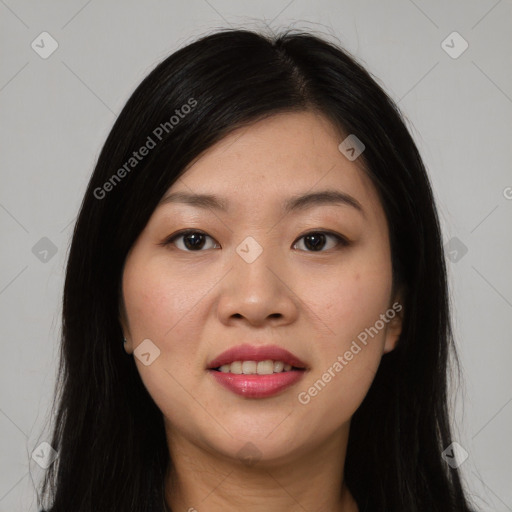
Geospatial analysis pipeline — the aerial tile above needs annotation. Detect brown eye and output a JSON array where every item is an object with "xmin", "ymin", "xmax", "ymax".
[
  {"xmin": 162, "ymin": 230, "xmax": 219, "ymax": 251},
  {"xmin": 293, "ymin": 231, "xmax": 348, "ymax": 252},
  {"xmin": 161, "ymin": 229, "xmax": 348, "ymax": 252}
]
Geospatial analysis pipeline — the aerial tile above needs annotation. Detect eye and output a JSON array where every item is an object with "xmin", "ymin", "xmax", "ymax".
[
  {"xmin": 161, "ymin": 230, "xmax": 219, "ymax": 251},
  {"xmin": 161, "ymin": 229, "xmax": 349, "ymax": 253},
  {"xmin": 292, "ymin": 231, "xmax": 349, "ymax": 252}
]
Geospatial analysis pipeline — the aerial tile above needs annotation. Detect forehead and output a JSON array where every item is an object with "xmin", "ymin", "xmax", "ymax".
[{"xmin": 158, "ymin": 111, "xmax": 384, "ymax": 222}]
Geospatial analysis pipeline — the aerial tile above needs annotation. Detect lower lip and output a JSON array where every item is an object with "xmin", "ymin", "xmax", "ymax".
[{"xmin": 208, "ymin": 369, "xmax": 305, "ymax": 398}]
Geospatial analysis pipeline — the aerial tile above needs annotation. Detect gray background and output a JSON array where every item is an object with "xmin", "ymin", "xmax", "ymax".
[{"xmin": 1, "ymin": 1, "xmax": 511, "ymax": 510}]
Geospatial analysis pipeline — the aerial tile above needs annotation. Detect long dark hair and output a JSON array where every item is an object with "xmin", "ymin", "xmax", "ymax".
[{"xmin": 38, "ymin": 27, "xmax": 475, "ymax": 511}]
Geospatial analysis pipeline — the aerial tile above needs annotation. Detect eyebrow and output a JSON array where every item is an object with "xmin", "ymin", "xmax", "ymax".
[{"xmin": 158, "ymin": 189, "xmax": 365, "ymax": 217}]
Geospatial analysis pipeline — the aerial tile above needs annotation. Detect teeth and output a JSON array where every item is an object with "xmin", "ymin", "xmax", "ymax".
[
  {"xmin": 230, "ymin": 361, "xmax": 242, "ymax": 374},
  {"xmin": 273, "ymin": 361, "xmax": 284, "ymax": 372},
  {"xmin": 217, "ymin": 360, "xmax": 297, "ymax": 374}
]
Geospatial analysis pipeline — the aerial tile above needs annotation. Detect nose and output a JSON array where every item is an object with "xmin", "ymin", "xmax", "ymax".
[{"xmin": 216, "ymin": 240, "xmax": 299, "ymax": 328}]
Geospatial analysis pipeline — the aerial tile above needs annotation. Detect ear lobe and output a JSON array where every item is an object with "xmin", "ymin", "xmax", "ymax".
[
  {"xmin": 121, "ymin": 331, "xmax": 133, "ymax": 354},
  {"xmin": 383, "ymin": 316, "xmax": 402, "ymax": 353},
  {"xmin": 383, "ymin": 296, "xmax": 405, "ymax": 354},
  {"xmin": 118, "ymin": 298, "xmax": 132, "ymax": 354}
]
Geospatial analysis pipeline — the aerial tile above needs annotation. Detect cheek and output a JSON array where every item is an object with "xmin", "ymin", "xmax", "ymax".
[
  {"xmin": 294, "ymin": 256, "xmax": 392, "ymax": 421},
  {"xmin": 122, "ymin": 258, "xmax": 208, "ymax": 428},
  {"xmin": 309, "ymin": 258, "xmax": 393, "ymax": 344},
  {"xmin": 122, "ymin": 254, "xmax": 214, "ymax": 399},
  {"xmin": 122, "ymin": 255, "xmax": 207, "ymax": 346},
  {"xmin": 297, "ymin": 278, "xmax": 390, "ymax": 428}
]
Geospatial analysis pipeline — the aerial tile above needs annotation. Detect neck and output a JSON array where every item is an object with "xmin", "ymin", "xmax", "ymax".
[{"xmin": 164, "ymin": 424, "xmax": 358, "ymax": 512}]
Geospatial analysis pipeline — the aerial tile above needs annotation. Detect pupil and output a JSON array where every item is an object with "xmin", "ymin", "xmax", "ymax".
[
  {"xmin": 184, "ymin": 233, "xmax": 204, "ymax": 250},
  {"xmin": 305, "ymin": 233, "xmax": 325, "ymax": 251}
]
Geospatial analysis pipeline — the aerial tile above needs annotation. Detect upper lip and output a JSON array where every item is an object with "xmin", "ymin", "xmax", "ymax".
[{"xmin": 207, "ymin": 344, "xmax": 307, "ymax": 369}]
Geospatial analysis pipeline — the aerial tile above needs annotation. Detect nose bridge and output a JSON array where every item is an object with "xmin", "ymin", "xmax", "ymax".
[{"xmin": 233, "ymin": 233, "xmax": 281, "ymax": 296}]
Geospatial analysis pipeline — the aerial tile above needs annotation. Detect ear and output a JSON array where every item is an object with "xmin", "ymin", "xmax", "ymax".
[
  {"xmin": 383, "ymin": 290, "xmax": 405, "ymax": 354},
  {"xmin": 118, "ymin": 293, "xmax": 133, "ymax": 354}
]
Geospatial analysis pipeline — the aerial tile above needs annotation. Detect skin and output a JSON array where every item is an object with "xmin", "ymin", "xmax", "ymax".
[{"xmin": 120, "ymin": 111, "xmax": 404, "ymax": 512}]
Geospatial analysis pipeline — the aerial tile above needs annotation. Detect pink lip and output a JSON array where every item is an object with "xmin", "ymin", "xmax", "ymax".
[
  {"xmin": 207, "ymin": 344, "xmax": 306, "ymax": 369},
  {"xmin": 208, "ymin": 370, "xmax": 305, "ymax": 398}
]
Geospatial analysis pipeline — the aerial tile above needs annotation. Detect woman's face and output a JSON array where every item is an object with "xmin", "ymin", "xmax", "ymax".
[{"xmin": 120, "ymin": 111, "xmax": 403, "ymax": 465}]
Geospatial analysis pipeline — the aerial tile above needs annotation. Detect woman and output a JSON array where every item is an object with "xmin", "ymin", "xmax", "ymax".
[{"xmin": 38, "ymin": 28, "xmax": 476, "ymax": 511}]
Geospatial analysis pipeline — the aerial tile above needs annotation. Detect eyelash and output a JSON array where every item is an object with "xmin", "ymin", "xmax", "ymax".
[{"xmin": 160, "ymin": 229, "xmax": 350, "ymax": 252}]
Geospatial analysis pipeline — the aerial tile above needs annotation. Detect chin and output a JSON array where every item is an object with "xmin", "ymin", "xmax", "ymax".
[{"xmin": 211, "ymin": 436, "xmax": 305, "ymax": 469}]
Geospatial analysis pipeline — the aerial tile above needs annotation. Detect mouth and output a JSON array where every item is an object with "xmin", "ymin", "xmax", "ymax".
[{"xmin": 207, "ymin": 344, "xmax": 307, "ymax": 398}]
